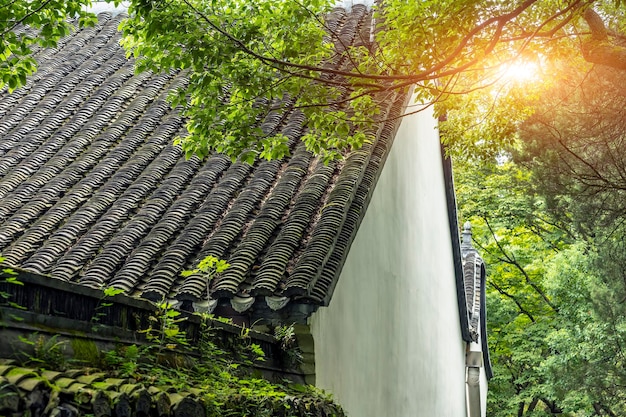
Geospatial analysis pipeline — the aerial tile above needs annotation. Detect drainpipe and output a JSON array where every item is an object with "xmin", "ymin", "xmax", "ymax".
[{"xmin": 466, "ymin": 341, "xmax": 483, "ymax": 417}]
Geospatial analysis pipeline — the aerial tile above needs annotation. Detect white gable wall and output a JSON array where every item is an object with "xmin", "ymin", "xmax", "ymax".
[{"xmin": 309, "ymin": 106, "xmax": 468, "ymax": 417}]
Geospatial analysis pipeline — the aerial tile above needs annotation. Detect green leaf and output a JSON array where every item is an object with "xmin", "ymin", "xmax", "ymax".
[
  {"xmin": 4, "ymin": 276, "xmax": 22, "ymax": 285},
  {"xmin": 103, "ymin": 287, "xmax": 124, "ymax": 297},
  {"xmin": 164, "ymin": 328, "xmax": 179, "ymax": 338}
]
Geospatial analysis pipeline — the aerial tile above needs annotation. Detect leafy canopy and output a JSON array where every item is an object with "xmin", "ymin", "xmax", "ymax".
[{"xmin": 120, "ymin": 0, "xmax": 595, "ymax": 161}]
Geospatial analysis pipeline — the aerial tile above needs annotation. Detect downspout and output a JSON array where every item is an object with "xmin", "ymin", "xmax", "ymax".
[{"xmin": 466, "ymin": 343, "xmax": 483, "ymax": 417}]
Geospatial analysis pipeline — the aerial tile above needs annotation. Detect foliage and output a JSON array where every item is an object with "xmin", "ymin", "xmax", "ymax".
[
  {"xmin": 90, "ymin": 285, "xmax": 124, "ymax": 331},
  {"xmin": 0, "ymin": 257, "xmax": 24, "ymax": 311},
  {"xmin": 0, "ymin": 0, "xmax": 610, "ymax": 162},
  {"xmin": 181, "ymin": 255, "xmax": 230, "ymax": 279},
  {"xmin": 456, "ymin": 159, "xmax": 568, "ymax": 415},
  {"xmin": 519, "ymin": 62, "xmax": 626, "ymax": 239},
  {"xmin": 119, "ymin": 0, "xmax": 605, "ymax": 161},
  {"xmin": 273, "ymin": 324, "xmax": 304, "ymax": 368},
  {"xmin": 19, "ymin": 321, "xmax": 339, "ymax": 416},
  {"xmin": 2, "ymin": 254, "xmax": 331, "ymax": 415},
  {"xmin": 119, "ymin": 0, "xmax": 372, "ymax": 162},
  {"xmin": 4, "ymin": 0, "xmax": 626, "ymax": 161},
  {"xmin": 447, "ymin": 9, "xmax": 626, "ymax": 410},
  {"xmin": 456, "ymin": 143, "xmax": 626, "ymax": 415},
  {"xmin": 18, "ymin": 334, "xmax": 68, "ymax": 371},
  {"xmin": 103, "ymin": 300, "xmax": 195, "ymax": 387},
  {"xmin": 539, "ymin": 245, "xmax": 626, "ymax": 415},
  {"xmin": 0, "ymin": 0, "xmax": 110, "ymax": 92},
  {"xmin": 99, "ymin": 302, "xmax": 343, "ymax": 416},
  {"xmin": 484, "ymin": 56, "xmax": 626, "ymax": 416}
]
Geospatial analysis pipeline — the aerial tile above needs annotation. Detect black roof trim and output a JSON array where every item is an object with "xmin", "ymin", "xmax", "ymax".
[
  {"xmin": 479, "ymin": 262, "xmax": 494, "ymax": 379},
  {"xmin": 440, "ymin": 144, "xmax": 472, "ymax": 343}
]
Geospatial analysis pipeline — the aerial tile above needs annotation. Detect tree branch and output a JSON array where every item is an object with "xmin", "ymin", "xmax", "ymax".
[
  {"xmin": 179, "ymin": 0, "xmax": 580, "ymax": 87},
  {"xmin": 489, "ymin": 280, "xmax": 536, "ymax": 322},
  {"xmin": 582, "ymin": 8, "xmax": 626, "ymax": 71},
  {"xmin": 0, "ymin": 0, "xmax": 53, "ymax": 37},
  {"xmin": 483, "ymin": 217, "xmax": 560, "ymax": 312},
  {"xmin": 584, "ymin": 7, "xmax": 608, "ymax": 41}
]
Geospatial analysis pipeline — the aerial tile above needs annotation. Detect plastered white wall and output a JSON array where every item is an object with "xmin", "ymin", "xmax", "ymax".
[{"xmin": 309, "ymin": 106, "xmax": 468, "ymax": 417}]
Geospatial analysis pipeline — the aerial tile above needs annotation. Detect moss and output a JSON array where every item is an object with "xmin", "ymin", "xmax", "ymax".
[{"xmin": 70, "ymin": 338, "xmax": 100, "ymax": 364}]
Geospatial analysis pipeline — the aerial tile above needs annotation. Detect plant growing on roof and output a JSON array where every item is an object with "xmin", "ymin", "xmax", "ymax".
[
  {"xmin": 181, "ymin": 255, "xmax": 230, "ymax": 290},
  {"xmin": 274, "ymin": 324, "xmax": 303, "ymax": 368},
  {"xmin": 101, "ymin": 305, "xmax": 341, "ymax": 415},
  {"xmin": 102, "ymin": 257, "xmax": 232, "ymax": 379},
  {"xmin": 0, "ymin": 257, "xmax": 25, "ymax": 318},
  {"xmin": 90, "ymin": 286, "xmax": 125, "ymax": 332},
  {"xmin": 140, "ymin": 300, "xmax": 191, "ymax": 354},
  {"xmin": 103, "ymin": 299, "xmax": 194, "ymax": 384},
  {"xmin": 182, "ymin": 255, "xmax": 230, "ymax": 304},
  {"xmin": 18, "ymin": 334, "xmax": 67, "ymax": 370}
]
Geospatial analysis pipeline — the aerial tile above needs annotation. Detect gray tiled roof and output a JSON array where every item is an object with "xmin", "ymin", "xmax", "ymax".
[{"xmin": 0, "ymin": 8, "xmax": 406, "ymax": 318}]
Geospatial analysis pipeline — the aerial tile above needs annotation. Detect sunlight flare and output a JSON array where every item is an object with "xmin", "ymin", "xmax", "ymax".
[{"xmin": 499, "ymin": 60, "xmax": 540, "ymax": 83}]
